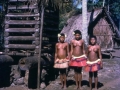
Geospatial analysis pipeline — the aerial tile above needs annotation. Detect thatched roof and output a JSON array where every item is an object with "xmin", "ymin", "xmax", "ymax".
[{"xmin": 61, "ymin": 8, "xmax": 120, "ymax": 44}]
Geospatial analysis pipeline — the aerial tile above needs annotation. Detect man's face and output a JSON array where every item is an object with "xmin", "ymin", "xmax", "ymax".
[
  {"xmin": 75, "ymin": 33, "xmax": 81, "ymax": 40},
  {"xmin": 90, "ymin": 38, "xmax": 96, "ymax": 45},
  {"xmin": 59, "ymin": 36, "xmax": 65, "ymax": 43}
]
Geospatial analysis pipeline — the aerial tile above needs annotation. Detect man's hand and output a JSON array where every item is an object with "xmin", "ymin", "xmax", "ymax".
[{"xmin": 100, "ymin": 62, "xmax": 103, "ymax": 69}]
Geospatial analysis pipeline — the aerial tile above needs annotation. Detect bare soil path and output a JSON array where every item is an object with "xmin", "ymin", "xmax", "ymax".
[{"xmin": 1, "ymin": 58, "xmax": 120, "ymax": 90}]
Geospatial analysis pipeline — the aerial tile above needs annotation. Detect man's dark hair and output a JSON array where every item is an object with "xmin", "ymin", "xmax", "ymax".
[
  {"xmin": 74, "ymin": 30, "xmax": 81, "ymax": 35},
  {"xmin": 89, "ymin": 35, "xmax": 97, "ymax": 44},
  {"xmin": 60, "ymin": 33, "xmax": 65, "ymax": 36}
]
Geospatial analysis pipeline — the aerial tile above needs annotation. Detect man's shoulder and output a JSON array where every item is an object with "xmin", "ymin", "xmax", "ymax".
[
  {"xmin": 56, "ymin": 43, "xmax": 59, "ymax": 45},
  {"xmin": 81, "ymin": 39, "xmax": 84, "ymax": 42},
  {"xmin": 96, "ymin": 45, "xmax": 100, "ymax": 48},
  {"xmin": 70, "ymin": 40, "xmax": 74, "ymax": 43},
  {"xmin": 65, "ymin": 42, "xmax": 68, "ymax": 44},
  {"xmin": 88, "ymin": 45, "xmax": 91, "ymax": 47}
]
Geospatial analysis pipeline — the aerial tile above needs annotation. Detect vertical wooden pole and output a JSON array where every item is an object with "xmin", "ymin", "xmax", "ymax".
[
  {"xmin": 82, "ymin": 0, "xmax": 88, "ymax": 45},
  {"xmin": 103, "ymin": 0, "xmax": 105, "ymax": 7},
  {"xmin": 37, "ymin": 0, "xmax": 44, "ymax": 89}
]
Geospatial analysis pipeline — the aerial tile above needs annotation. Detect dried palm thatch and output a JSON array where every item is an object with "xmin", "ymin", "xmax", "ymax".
[
  {"xmin": 61, "ymin": 8, "xmax": 120, "ymax": 51},
  {"xmin": 61, "ymin": 9, "xmax": 102, "ymax": 43}
]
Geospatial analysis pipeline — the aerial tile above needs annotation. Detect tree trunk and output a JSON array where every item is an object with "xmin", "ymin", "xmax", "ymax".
[{"xmin": 82, "ymin": 0, "xmax": 88, "ymax": 45}]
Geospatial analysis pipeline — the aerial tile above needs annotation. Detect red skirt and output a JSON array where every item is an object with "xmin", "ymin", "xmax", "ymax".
[
  {"xmin": 69, "ymin": 55, "xmax": 87, "ymax": 67},
  {"xmin": 85, "ymin": 59, "xmax": 101, "ymax": 72}
]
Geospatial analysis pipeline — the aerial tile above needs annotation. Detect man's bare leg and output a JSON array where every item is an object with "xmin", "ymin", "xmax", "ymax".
[
  {"xmin": 89, "ymin": 77, "xmax": 92, "ymax": 90},
  {"xmin": 60, "ymin": 74, "xmax": 64, "ymax": 88},
  {"xmin": 94, "ymin": 77, "xmax": 98, "ymax": 90},
  {"xmin": 94, "ymin": 71, "xmax": 98, "ymax": 90},
  {"xmin": 74, "ymin": 72, "xmax": 79, "ymax": 89},
  {"xmin": 63, "ymin": 74, "xmax": 67, "ymax": 89},
  {"xmin": 78, "ymin": 73, "xmax": 82, "ymax": 90},
  {"xmin": 89, "ymin": 72, "xmax": 93, "ymax": 90}
]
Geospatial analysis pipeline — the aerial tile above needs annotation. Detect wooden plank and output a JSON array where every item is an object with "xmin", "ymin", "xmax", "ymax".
[
  {"xmin": 110, "ymin": 50, "xmax": 120, "ymax": 58},
  {"xmin": 5, "ymin": 36, "xmax": 35, "ymax": 41},
  {"xmin": 5, "ymin": 44, "xmax": 36, "ymax": 49},
  {"xmin": 8, "ymin": 5, "xmax": 37, "ymax": 9},
  {"xmin": 5, "ymin": 28, "xmax": 39, "ymax": 32},
  {"xmin": 9, "ymin": 0, "xmax": 28, "ymax": 2},
  {"xmin": 7, "ymin": 52, "xmax": 32, "ymax": 56},
  {"xmin": 98, "ymin": 24, "xmax": 111, "ymax": 26},
  {"xmin": 5, "ymin": 20, "xmax": 40, "ymax": 25},
  {"xmin": 6, "ymin": 13, "xmax": 39, "ymax": 17}
]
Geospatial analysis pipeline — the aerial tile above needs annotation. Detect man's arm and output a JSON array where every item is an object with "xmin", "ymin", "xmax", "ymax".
[
  {"xmin": 66, "ymin": 43, "xmax": 70, "ymax": 59},
  {"xmin": 98, "ymin": 45, "xmax": 103, "ymax": 68},
  {"xmin": 70, "ymin": 40, "xmax": 73, "ymax": 58},
  {"xmin": 82, "ymin": 40, "xmax": 86, "ymax": 55},
  {"xmin": 86, "ymin": 46, "xmax": 89, "ymax": 58}
]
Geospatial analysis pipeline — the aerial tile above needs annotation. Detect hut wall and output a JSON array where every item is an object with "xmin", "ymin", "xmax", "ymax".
[{"xmin": 93, "ymin": 18, "xmax": 113, "ymax": 51}]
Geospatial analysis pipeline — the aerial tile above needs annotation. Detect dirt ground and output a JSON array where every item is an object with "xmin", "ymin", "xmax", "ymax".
[{"xmin": 1, "ymin": 58, "xmax": 120, "ymax": 90}]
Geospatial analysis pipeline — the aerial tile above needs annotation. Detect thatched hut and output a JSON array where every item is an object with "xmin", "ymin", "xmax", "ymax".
[{"xmin": 61, "ymin": 8, "xmax": 120, "ymax": 51}]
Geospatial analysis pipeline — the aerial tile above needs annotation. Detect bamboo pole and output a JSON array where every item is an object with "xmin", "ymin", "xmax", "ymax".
[{"xmin": 37, "ymin": 0, "xmax": 45, "ymax": 89}]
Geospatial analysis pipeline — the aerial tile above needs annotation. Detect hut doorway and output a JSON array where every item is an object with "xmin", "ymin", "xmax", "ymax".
[{"xmin": 93, "ymin": 18, "xmax": 114, "ymax": 51}]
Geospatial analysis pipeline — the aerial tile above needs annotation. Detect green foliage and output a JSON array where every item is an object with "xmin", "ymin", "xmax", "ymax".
[
  {"xmin": 87, "ymin": 0, "xmax": 103, "ymax": 11},
  {"xmin": 59, "ymin": 1, "xmax": 74, "ymax": 30},
  {"xmin": 109, "ymin": 1, "xmax": 120, "ymax": 19},
  {"xmin": 59, "ymin": 0, "xmax": 103, "ymax": 30}
]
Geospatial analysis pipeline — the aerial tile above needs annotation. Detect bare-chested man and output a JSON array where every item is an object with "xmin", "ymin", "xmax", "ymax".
[
  {"xmin": 69, "ymin": 30, "xmax": 87, "ymax": 90},
  {"xmin": 85, "ymin": 36, "xmax": 103, "ymax": 90},
  {"xmin": 54, "ymin": 33, "xmax": 70, "ymax": 89}
]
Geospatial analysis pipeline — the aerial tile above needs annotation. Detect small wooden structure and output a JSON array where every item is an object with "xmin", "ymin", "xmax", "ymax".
[
  {"xmin": 4, "ymin": 0, "xmax": 59, "ymax": 57},
  {"xmin": 1, "ymin": 0, "xmax": 59, "ymax": 88},
  {"xmin": 61, "ymin": 8, "xmax": 120, "ymax": 53}
]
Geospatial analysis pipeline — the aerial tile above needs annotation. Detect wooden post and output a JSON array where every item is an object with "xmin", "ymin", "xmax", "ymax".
[
  {"xmin": 103, "ymin": 0, "xmax": 105, "ymax": 7},
  {"xmin": 82, "ymin": 0, "xmax": 88, "ymax": 45},
  {"xmin": 37, "ymin": 0, "xmax": 45, "ymax": 90}
]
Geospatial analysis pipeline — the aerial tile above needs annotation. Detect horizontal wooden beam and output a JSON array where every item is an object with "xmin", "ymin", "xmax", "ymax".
[
  {"xmin": 5, "ymin": 44, "xmax": 36, "ymax": 49},
  {"xmin": 8, "ymin": 5, "xmax": 37, "ymax": 10},
  {"xmin": 9, "ymin": 0, "xmax": 28, "ymax": 1},
  {"xmin": 7, "ymin": 52, "xmax": 33, "ymax": 56},
  {"xmin": 98, "ymin": 24, "xmax": 111, "ymax": 26},
  {"xmin": 5, "ymin": 28, "xmax": 39, "ymax": 32},
  {"xmin": 5, "ymin": 36, "xmax": 36, "ymax": 41},
  {"xmin": 6, "ymin": 13, "xmax": 39, "ymax": 17},
  {"xmin": 6, "ymin": 49, "xmax": 53, "ymax": 56},
  {"xmin": 5, "ymin": 20, "xmax": 40, "ymax": 25}
]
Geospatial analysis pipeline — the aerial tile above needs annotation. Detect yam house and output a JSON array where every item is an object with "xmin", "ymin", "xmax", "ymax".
[{"xmin": 61, "ymin": 8, "xmax": 120, "ymax": 52}]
